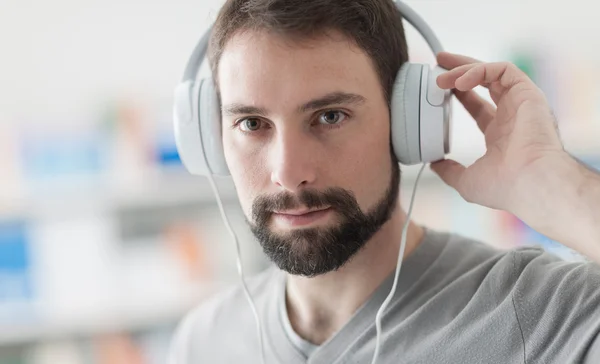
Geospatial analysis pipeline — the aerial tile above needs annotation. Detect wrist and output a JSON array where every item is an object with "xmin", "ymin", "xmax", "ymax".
[
  {"xmin": 510, "ymin": 152, "xmax": 600, "ymax": 249},
  {"xmin": 571, "ymin": 159, "xmax": 600, "ymax": 246}
]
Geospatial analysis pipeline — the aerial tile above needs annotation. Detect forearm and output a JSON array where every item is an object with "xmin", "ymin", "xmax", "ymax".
[
  {"xmin": 513, "ymin": 154, "xmax": 600, "ymax": 263},
  {"xmin": 569, "ymin": 159, "xmax": 600, "ymax": 259}
]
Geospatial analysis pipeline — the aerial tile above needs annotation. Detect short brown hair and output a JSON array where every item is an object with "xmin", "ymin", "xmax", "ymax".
[{"xmin": 207, "ymin": 0, "xmax": 409, "ymax": 105}]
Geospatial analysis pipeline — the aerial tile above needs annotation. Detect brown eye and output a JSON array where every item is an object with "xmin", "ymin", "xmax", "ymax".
[{"xmin": 240, "ymin": 118, "xmax": 262, "ymax": 132}]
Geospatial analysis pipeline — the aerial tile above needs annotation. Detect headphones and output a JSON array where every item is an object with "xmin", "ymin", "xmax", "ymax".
[{"xmin": 173, "ymin": 1, "xmax": 452, "ymax": 176}]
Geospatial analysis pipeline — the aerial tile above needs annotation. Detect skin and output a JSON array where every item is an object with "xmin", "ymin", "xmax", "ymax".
[
  {"xmin": 217, "ymin": 29, "xmax": 600, "ymax": 344},
  {"xmin": 434, "ymin": 52, "xmax": 600, "ymax": 263},
  {"xmin": 218, "ymin": 29, "xmax": 424, "ymax": 344}
]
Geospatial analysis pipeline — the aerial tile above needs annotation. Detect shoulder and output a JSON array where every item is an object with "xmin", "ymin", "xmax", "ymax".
[
  {"xmin": 441, "ymin": 230, "xmax": 600, "ymax": 290},
  {"xmin": 167, "ymin": 266, "xmax": 280, "ymax": 364},
  {"xmin": 434, "ymin": 228, "xmax": 600, "ymax": 298},
  {"xmin": 189, "ymin": 266, "xmax": 278, "ymax": 322},
  {"xmin": 424, "ymin": 229, "xmax": 595, "ymax": 296},
  {"xmin": 508, "ymin": 244, "xmax": 600, "ymax": 296},
  {"xmin": 507, "ymin": 246, "xmax": 600, "ymax": 361},
  {"xmin": 426, "ymin": 228, "xmax": 515, "ymax": 277}
]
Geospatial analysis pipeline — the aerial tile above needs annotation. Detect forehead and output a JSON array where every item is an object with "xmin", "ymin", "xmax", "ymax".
[{"xmin": 217, "ymin": 29, "xmax": 383, "ymax": 105}]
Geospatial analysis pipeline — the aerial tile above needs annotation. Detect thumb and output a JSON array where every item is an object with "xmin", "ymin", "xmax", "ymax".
[{"xmin": 430, "ymin": 159, "xmax": 467, "ymax": 192}]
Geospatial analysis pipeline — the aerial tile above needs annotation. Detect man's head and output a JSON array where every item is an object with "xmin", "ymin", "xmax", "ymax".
[{"xmin": 208, "ymin": 0, "xmax": 409, "ymax": 277}]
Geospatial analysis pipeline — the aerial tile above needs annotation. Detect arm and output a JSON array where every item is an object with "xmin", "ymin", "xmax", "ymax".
[
  {"xmin": 514, "ymin": 154, "xmax": 600, "ymax": 263},
  {"xmin": 432, "ymin": 52, "xmax": 600, "ymax": 264}
]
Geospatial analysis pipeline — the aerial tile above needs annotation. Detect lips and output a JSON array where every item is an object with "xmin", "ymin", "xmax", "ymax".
[
  {"xmin": 273, "ymin": 207, "xmax": 330, "ymax": 216},
  {"xmin": 271, "ymin": 207, "xmax": 332, "ymax": 227}
]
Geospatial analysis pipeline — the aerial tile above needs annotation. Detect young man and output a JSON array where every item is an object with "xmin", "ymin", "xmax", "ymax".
[{"xmin": 169, "ymin": 0, "xmax": 600, "ymax": 363}]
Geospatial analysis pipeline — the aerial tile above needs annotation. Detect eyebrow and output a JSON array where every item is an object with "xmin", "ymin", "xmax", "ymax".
[{"xmin": 222, "ymin": 92, "xmax": 366, "ymax": 117}]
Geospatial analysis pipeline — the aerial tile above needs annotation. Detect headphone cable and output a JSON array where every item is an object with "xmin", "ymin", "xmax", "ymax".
[
  {"xmin": 371, "ymin": 163, "xmax": 427, "ymax": 364},
  {"xmin": 206, "ymin": 173, "xmax": 267, "ymax": 364}
]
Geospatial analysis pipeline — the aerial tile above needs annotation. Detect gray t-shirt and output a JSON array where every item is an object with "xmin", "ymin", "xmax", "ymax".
[{"xmin": 168, "ymin": 227, "xmax": 600, "ymax": 363}]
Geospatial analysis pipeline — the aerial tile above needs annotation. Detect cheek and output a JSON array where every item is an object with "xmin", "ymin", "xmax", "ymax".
[
  {"xmin": 223, "ymin": 135, "xmax": 267, "ymax": 215},
  {"xmin": 337, "ymin": 123, "xmax": 392, "ymax": 206}
]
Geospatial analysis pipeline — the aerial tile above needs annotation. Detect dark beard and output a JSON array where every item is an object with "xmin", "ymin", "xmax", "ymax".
[{"xmin": 246, "ymin": 158, "xmax": 400, "ymax": 277}]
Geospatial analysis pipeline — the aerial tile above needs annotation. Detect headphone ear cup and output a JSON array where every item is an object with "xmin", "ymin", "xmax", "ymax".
[
  {"xmin": 420, "ymin": 65, "xmax": 452, "ymax": 163},
  {"xmin": 198, "ymin": 78, "xmax": 230, "ymax": 176},
  {"xmin": 173, "ymin": 80, "xmax": 210, "ymax": 176},
  {"xmin": 391, "ymin": 63, "xmax": 423, "ymax": 165}
]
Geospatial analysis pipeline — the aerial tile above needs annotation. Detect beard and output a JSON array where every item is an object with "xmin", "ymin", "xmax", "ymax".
[{"xmin": 246, "ymin": 157, "xmax": 400, "ymax": 277}]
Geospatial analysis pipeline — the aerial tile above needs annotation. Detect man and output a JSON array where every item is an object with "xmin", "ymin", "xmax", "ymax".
[{"xmin": 168, "ymin": 0, "xmax": 600, "ymax": 363}]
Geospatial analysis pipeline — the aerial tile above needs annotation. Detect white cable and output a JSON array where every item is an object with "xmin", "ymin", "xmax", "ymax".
[
  {"xmin": 370, "ymin": 163, "xmax": 427, "ymax": 364},
  {"xmin": 205, "ymin": 162, "xmax": 424, "ymax": 364},
  {"xmin": 205, "ymin": 173, "xmax": 267, "ymax": 364}
]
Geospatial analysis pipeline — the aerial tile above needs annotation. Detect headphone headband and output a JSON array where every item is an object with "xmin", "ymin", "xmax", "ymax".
[
  {"xmin": 173, "ymin": 0, "xmax": 452, "ymax": 176},
  {"xmin": 180, "ymin": 1, "xmax": 443, "ymax": 83}
]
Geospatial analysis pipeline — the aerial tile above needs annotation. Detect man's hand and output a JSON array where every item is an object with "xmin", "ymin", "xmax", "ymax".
[{"xmin": 432, "ymin": 51, "xmax": 600, "ymax": 263}]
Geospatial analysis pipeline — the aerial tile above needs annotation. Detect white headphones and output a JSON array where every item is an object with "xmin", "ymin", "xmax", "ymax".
[{"xmin": 173, "ymin": 1, "xmax": 452, "ymax": 176}]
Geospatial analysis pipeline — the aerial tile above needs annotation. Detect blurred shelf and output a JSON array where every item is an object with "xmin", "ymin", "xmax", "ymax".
[
  {"xmin": 0, "ymin": 283, "xmax": 224, "ymax": 347},
  {"xmin": 0, "ymin": 142, "xmax": 598, "ymax": 220},
  {"xmin": 109, "ymin": 171, "xmax": 239, "ymax": 210},
  {"xmin": 0, "ymin": 170, "xmax": 239, "ymax": 219}
]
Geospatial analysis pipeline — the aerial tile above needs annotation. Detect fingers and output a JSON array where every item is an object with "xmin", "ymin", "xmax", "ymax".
[
  {"xmin": 436, "ymin": 63, "xmax": 480, "ymax": 90},
  {"xmin": 436, "ymin": 52, "xmax": 482, "ymax": 69},
  {"xmin": 429, "ymin": 159, "xmax": 466, "ymax": 193},
  {"xmin": 437, "ymin": 62, "xmax": 528, "ymax": 92},
  {"xmin": 454, "ymin": 90, "xmax": 496, "ymax": 133}
]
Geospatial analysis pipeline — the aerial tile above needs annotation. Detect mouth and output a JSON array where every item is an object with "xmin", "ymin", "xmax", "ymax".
[
  {"xmin": 271, "ymin": 207, "xmax": 332, "ymax": 227},
  {"xmin": 272, "ymin": 207, "xmax": 330, "ymax": 216}
]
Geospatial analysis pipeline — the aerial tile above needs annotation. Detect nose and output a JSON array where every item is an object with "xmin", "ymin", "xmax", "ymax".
[{"xmin": 270, "ymin": 130, "xmax": 317, "ymax": 193}]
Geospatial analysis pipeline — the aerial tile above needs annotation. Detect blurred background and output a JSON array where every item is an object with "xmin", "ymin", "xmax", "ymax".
[{"xmin": 1, "ymin": 0, "xmax": 599, "ymax": 362}]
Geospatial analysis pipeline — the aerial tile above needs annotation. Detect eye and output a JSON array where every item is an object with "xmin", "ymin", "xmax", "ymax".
[
  {"xmin": 238, "ymin": 118, "xmax": 263, "ymax": 132},
  {"xmin": 318, "ymin": 110, "xmax": 347, "ymax": 125}
]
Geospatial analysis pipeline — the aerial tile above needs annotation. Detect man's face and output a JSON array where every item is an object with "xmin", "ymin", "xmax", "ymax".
[{"xmin": 218, "ymin": 29, "xmax": 400, "ymax": 277}]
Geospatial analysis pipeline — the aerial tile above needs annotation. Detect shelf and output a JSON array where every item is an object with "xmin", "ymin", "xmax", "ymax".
[
  {"xmin": 0, "ymin": 283, "xmax": 224, "ymax": 347},
  {"xmin": 0, "ymin": 141, "xmax": 598, "ymax": 220},
  {"xmin": 0, "ymin": 171, "xmax": 240, "ymax": 219}
]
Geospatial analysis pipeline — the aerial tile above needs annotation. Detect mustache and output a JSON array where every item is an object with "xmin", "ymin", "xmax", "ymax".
[{"xmin": 251, "ymin": 187, "xmax": 361, "ymax": 226}]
